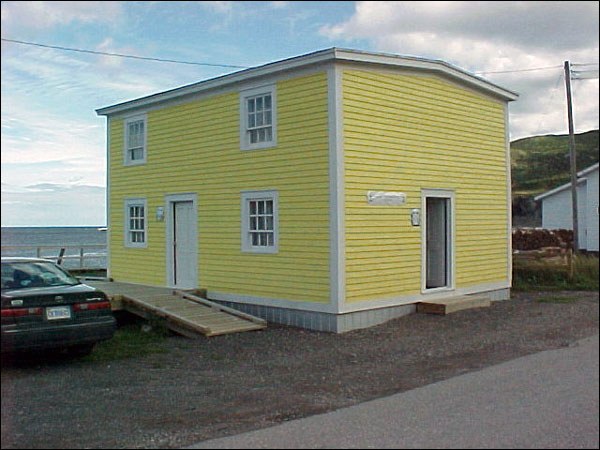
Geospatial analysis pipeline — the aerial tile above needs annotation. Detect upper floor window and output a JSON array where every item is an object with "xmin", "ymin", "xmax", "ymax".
[
  {"xmin": 124, "ymin": 115, "xmax": 147, "ymax": 165},
  {"xmin": 240, "ymin": 86, "xmax": 277, "ymax": 151},
  {"xmin": 124, "ymin": 198, "xmax": 147, "ymax": 248}
]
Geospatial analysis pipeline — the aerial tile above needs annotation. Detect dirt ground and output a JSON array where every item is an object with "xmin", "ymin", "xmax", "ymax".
[{"xmin": 1, "ymin": 290, "xmax": 598, "ymax": 449}]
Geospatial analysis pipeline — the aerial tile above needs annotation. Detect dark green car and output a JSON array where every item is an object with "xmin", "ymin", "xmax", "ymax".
[{"xmin": 1, "ymin": 258, "xmax": 116, "ymax": 356}]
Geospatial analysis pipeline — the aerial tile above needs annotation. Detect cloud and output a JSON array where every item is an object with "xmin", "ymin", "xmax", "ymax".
[
  {"xmin": 321, "ymin": 1, "xmax": 598, "ymax": 53},
  {"xmin": 320, "ymin": 1, "xmax": 599, "ymax": 140},
  {"xmin": 1, "ymin": 1, "xmax": 123, "ymax": 34}
]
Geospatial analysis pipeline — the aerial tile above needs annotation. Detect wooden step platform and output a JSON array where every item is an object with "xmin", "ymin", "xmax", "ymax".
[
  {"xmin": 416, "ymin": 295, "xmax": 491, "ymax": 315},
  {"xmin": 87, "ymin": 281, "xmax": 266, "ymax": 338}
]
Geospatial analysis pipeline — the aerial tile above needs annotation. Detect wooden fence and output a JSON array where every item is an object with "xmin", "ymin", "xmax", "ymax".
[
  {"xmin": 513, "ymin": 246, "xmax": 575, "ymax": 279},
  {"xmin": 1, "ymin": 245, "xmax": 107, "ymax": 269}
]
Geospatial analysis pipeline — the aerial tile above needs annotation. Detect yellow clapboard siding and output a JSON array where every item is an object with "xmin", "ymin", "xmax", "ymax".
[
  {"xmin": 342, "ymin": 69, "xmax": 509, "ymax": 303},
  {"xmin": 108, "ymin": 72, "xmax": 331, "ymax": 301}
]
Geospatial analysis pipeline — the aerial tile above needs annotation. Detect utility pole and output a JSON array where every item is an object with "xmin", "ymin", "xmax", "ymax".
[{"xmin": 564, "ymin": 61, "xmax": 579, "ymax": 253}]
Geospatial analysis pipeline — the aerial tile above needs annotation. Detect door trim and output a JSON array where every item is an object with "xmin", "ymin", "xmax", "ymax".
[
  {"xmin": 421, "ymin": 189, "xmax": 455, "ymax": 294},
  {"xmin": 165, "ymin": 193, "xmax": 198, "ymax": 289}
]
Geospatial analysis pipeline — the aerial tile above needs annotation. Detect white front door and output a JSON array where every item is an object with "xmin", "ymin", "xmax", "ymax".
[
  {"xmin": 426, "ymin": 197, "xmax": 449, "ymax": 288},
  {"xmin": 422, "ymin": 190, "xmax": 454, "ymax": 292},
  {"xmin": 166, "ymin": 194, "xmax": 197, "ymax": 289}
]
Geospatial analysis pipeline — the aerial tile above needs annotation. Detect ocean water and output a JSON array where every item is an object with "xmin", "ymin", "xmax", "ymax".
[{"xmin": 1, "ymin": 227, "xmax": 107, "ymax": 269}]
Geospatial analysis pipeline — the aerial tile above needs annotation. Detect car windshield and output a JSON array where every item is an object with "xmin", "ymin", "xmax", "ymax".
[{"xmin": 1, "ymin": 261, "xmax": 81, "ymax": 290}]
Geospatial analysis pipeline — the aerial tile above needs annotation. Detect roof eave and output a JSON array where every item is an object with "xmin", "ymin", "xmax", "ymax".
[{"xmin": 96, "ymin": 47, "xmax": 518, "ymax": 117}]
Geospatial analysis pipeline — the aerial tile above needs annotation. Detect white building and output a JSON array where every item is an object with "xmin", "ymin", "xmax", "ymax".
[{"xmin": 534, "ymin": 162, "xmax": 599, "ymax": 252}]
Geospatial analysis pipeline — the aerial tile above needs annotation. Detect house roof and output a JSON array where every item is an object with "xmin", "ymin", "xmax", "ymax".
[
  {"xmin": 96, "ymin": 47, "xmax": 519, "ymax": 117},
  {"xmin": 534, "ymin": 162, "xmax": 599, "ymax": 201}
]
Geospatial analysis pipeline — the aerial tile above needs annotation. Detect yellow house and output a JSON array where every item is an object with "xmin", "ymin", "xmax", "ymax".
[{"xmin": 96, "ymin": 48, "xmax": 518, "ymax": 332}]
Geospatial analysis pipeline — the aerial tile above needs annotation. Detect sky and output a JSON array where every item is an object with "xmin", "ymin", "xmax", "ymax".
[{"xmin": 1, "ymin": 1, "xmax": 598, "ymax": 227}]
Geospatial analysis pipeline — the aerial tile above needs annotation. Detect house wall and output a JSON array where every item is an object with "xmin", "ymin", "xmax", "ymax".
[
  {"xmin": 107, "ymin": 72, "xmax": 332, "ymax": 304},
  {"xmin": 341, "ymin": 68, "xmax": 510, "ymax": 304},
  {"xmin": 541, "ymin": 182, "xmax": 588, "ymax": 250},
  {"xmin": 585, "ymin": 169, "xmax": 599, "ymax": 251}
]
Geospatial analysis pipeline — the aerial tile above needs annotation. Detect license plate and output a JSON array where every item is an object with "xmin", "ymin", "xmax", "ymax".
[{"xmin": 46, "ymin": 306, "xmax": 71, "ymax": 320}]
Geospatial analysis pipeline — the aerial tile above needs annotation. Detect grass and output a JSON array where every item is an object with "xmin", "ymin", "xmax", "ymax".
[
  {"xmin": 535, "ymin": 295, "xmax": 579, "ymax": 304},
  {"xmin": 513, "ymin": 254, "xmax": 599, "ymax": 291},
  {"xmin": 81, "ymin": 313, "xmax": 170, "ymax": 363}
]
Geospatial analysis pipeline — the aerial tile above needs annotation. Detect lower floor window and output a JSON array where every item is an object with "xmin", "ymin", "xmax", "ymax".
[
  {"xmin": 242, "ymin": 191, "xmax": 278, "ymax": 253},
  {"xmin": 125, "ymin": 199, "xmax": 147, "ymax": 248}
]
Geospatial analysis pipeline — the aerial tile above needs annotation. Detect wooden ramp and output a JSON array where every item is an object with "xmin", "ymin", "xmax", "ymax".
[
  {"xmin": 417, "ymin": 295, "xmax": 491, "ymax": 315},
  {"xmin": 87, "ymin": 281, "xmax": 266, "ymax": 338}
]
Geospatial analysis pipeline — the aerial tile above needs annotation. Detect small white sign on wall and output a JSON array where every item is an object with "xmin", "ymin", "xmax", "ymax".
[{"xmin": 367, "ymin": 191, "xmax": 406, "ymax": 206}]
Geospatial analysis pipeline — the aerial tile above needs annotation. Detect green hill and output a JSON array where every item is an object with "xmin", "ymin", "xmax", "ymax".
[{"xmin": 511, "ymin": 129, "xmax": 599, "ymax": 197}]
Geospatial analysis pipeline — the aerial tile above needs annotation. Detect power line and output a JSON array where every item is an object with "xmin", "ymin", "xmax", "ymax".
[
  {"xmin": 474, "ymin": 65, "xmax": 563, "ymax": 75},
  {"xmin": 1, "ymin": 38, "xmax": 249, "ymax": 69},
  {"xmin": 3, "ymin": 37, "xmax": 598, "ymax": 76}
]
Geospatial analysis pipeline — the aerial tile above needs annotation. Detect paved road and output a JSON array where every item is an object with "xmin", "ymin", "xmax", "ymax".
[{"xmin": 188, "ymin": 334, "xmax": 599, "ymax": 449}]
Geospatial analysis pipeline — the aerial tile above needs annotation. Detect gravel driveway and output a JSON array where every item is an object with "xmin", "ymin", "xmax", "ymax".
[{"xmin": 1, "ymin": 290, "xmax": 598, "ymax": 449}]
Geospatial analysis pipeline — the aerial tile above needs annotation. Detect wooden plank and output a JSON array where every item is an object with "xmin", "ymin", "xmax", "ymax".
[
  {"xmin": 417, "ymin": 296, "xmax": 491, "ymax": 315},
  {"xmin": 89, "ymin": 281, "xmax": 267, "ymax": 338},
  {"xmin": 174, "ymin": 291, "xmax": 267, "ymax": 325},
  {"xmin": 121, "ymin": 295, "xmax": 213, "ymax": 335}
]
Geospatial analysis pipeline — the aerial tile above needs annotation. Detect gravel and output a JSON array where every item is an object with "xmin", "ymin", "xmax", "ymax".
[{"xmin": 1, "ymin": 290, "xmax": 598, "ymax": 449}]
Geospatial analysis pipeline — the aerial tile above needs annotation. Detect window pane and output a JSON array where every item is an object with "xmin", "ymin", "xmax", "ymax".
[
  {"xmin": 259, "ymin": 233, "xmax": 266, "ymax": 246},
  {"xmin": 257, "ymin": 216, "xmax": 264, "ymax": 230},
  {"xmin": 267, "ymin": 233, "xmax": 274, "ymax": 246},
  {"xmin": 257, "ymin": 201, "xmax": 264, "ymax": 214},
  {"xmin": 249, "ymin": 130, "xmax": 257, "ymax": 144},
  {"xmin": 130, "ymin": 148, "xmax": 143, "ymax": 160},
  {"xmin": 248, "ymin": 113, "xmax": 255, "ymax": 128},
  {"xmin": 266, "ymin": 216, "xmax": 273, "ymax": 230},
  {"xmin": 250, "ymin": 217, "xmax": 257, "ymax": 230},
  {"xmin": 258, "ymin": 128, "xmax": 265, "ymax": 142},
  {"xmin": 252, "ymin": 233, "xmax": 259, "ymax": 246},
  {"xmin": 264, "ymin": 110, "xmax": 272, "ymax": 125},
  {"xmin": 256, "ymin": 97, "xmax": 263, "ymax": 111},
  {"xmin": 256, "ymin": 113, "xmax": 263, "ymax": 127},
  {"xmin": 250, "ymin": 201, "xmax": 256, "ymax": 215},
  {"xmin": 248, "ymin": 98, "xmax": 255, "ymax": 113},
  {"xmin": 264, "ymin": 95, "xmax": 271, "ymax": 110},
  {"xmin": 266, "ymin": 200, "xmax": 273, "ymax": 214}
]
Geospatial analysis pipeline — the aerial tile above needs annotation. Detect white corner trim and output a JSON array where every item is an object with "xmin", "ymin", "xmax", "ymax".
[
  {"xmin": 328, "ymin": 64, "xmax": 345, "ymax": 313},
  {"xmin": 106, "ymin": 116, "xmax": 111, "ymax": 279},
  {"xmin": 505, "ymin": 104, "xmax": 513, "ymax": 286}
]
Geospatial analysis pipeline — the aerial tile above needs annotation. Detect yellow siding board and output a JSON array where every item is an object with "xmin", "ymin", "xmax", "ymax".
[
  {"xmin": 342, "ymin": 69, "xmax": 509, "ymax": 303},
  {"xmin": 108, "ymin": 72, "xmax": 331, "ymax": 302}
]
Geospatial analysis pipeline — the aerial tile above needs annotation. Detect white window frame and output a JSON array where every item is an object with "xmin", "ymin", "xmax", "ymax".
[
  {"xmin": 239, "ymin": 85, "xmax": 277, "ymax": 151},
  {"xmin": 241, "ymin": 190, "xmax": 279, "ymax": 254},
  {"xmin": 124, "ymin": 198, "xmax": 148, "ymax": 248},
  {"xmin": 123, "ymin": 114, "xmax": 147, "ymax": 166}
]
